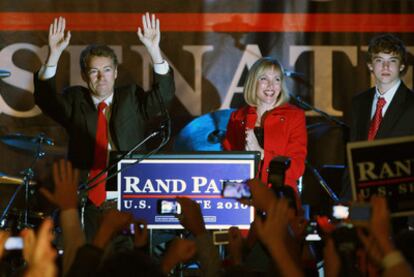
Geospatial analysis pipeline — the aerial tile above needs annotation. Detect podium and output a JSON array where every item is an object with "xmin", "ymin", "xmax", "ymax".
[{"xmin": 109, "ymin": 151, "xmax": 260, "ymax": 229}]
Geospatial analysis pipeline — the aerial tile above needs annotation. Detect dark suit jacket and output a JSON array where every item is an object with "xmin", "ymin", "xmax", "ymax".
[
  {"xmin": 34, "ymin": 70, "xmax": 175, "ymax": 170},
  {"xmin": 350, "ymin": 81, "xmax": 414, "ymax": 142}
]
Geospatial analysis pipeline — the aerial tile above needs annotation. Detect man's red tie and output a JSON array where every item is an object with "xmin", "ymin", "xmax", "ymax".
[
  {"xmin": 367, "ymin": 97, "xmax": 386, "ymax": 141},
  {"xmin": 88, "ymin": 101, "xmax": 108, "ymax": 206}
]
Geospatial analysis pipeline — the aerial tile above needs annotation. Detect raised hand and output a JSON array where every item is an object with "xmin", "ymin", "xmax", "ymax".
[
  {"xmin": 133, "ymin": 220, "xmax": 148, "ymax": 248},
  {"xmin": 357, "ymin": 195, "xmax": 395, "ymax": 265},
  {"xmin": 47, "ymin": 17, "xmax": 71, "ymax": 65},
  {"xmin": 23, "ymin": 219, "xmax": 57, "ymax": 277},
  {"xmin": 368, "ymin": 196, "xmax": 393, "ymax": 250},
  {"xmin": 239, "ymin": 178, "xmax": 276, "ymax": 212},
  {"xmin": 323, "ymin": 236, "xmax": 341, "ymax": 277},
  {"xmin": 39, "ymin": 159, "xmax": 79, "ymax": 211},
  {"xmin": 227, "ymin": 227, "xmax": 244, "ymax": 265},
  {"xmin": 161, "ymin": 238, "xmax": 196, "ymax": 274},
  {"xmin": 137, "ymin": 12, "xmax": 163, "ymax": 64},
  {"xmin": 176, "ymin": 197, "xmax": 206, "ymax": 236},
  {"xmin": 92, "ymin": 209, "xmax": 133, "ymax": 249},
  {"xmin": 255, "ymin": 198, "xmax": 304, "ymax": 276},
  {"xmin": 22, "ymin": 227, "xmax": 36, "ymax": 263},
  {"xmin": 0, "ymin": 230, "xmax": 10, "ymax": 259},
  {"xmin": 255, "ymin": 198, "xmax": 289, "ymax": 248}
]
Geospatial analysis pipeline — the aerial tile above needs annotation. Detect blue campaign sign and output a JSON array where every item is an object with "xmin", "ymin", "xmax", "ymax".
[{"xmin": 116, "ymin": 155, "xmax": 256, "ymax": 229}]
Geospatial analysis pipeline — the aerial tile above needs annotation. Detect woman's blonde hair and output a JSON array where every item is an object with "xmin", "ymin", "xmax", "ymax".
[{"xmin": 244, "ymin": 57, "xmax": 290, "ymax": 107}]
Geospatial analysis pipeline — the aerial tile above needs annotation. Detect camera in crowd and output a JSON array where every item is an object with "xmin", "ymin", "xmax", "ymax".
[
  {"xmin": 157, "ymin": 199, "xmax": 182, "ymax": 215},
  {"xmin": 267, "ymin": 156, "xmax": 298, "ymax": 212},
  {"xmin": 307, "ymin": 202, "xmax": 372, "ymax": 276},
  {"xmin": 221, "ymin": 181, "xmax": 251, "ymax": 199}
]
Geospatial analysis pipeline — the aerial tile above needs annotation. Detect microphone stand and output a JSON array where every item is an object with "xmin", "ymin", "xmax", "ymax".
[
  {"xmin": 306, "ymin": 161, "xmax": 339, "ymax": 202},
  {"xmin": 290, "ymin": 93, "xmax": 347, "ymax": 202},
  {"xmin": 290, "ymin": 94, "xmax": 348, "ymax": 130}
]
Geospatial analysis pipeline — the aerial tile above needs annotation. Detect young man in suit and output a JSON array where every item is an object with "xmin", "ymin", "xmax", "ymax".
[
  {"xmin": 34, "ymin": 13, "xmax": 175, "ymax": 241},
  {"xmin": 350, "ymin": 34, "xmax": 414, "ymax": 142},
  {"xmin": 347, "ymin": 34, "xmax": 414, "ymax": 232}
]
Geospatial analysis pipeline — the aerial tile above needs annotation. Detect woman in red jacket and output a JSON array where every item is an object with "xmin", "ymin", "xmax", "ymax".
[{"xmin": 222, "ymin": 57, "xmax": 307, "ymax": 195}]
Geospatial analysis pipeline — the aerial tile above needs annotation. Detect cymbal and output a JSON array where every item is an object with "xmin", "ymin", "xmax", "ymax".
[
  {"xmin": 174, "ymin": 109, "xmax": 235, "ymax": 151},
  {"xmin": 0, "ymin": 172, "xmax": 36, "ymax": 186},
  {"xmin": 0, "ymin": 133, "xmax": 65, "ymax": 155}
]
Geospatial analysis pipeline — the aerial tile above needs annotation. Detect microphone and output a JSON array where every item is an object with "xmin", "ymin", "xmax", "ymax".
[
  {"xmin": 284, "ymin": 70, "xmax": 305, "ymax": 78},
  {"xmin": 289, "ymin": 93, "xmax": 311, "ymax": 111},
  {"xmin": 0, "ymin": 70, "xmax": 11, "ymax": 78},
  {"xmin": 159, "ymin": 114, "xmax": 171, "ymax": 141},
  {"xmin": 159, "ymin": 119, "xmax": 170, "ymax": 130}
]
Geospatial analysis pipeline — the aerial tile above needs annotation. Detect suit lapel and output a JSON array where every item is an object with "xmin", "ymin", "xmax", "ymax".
[
  {"xmin": 80, "ymin": 91, "xmax": 98, "ymax": 139},
  {"xmin": 376, "ymin": 82, "xmax": 408, "ymax": 138},
  {"xmin": 109, "ymin": 89, "xmax": 120, "ymax": 148}
]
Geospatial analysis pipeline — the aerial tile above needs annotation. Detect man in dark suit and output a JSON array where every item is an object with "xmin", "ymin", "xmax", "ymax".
[
  {"xmin": 350, "ymin": 34, "xmax": 414, "ymax": 142},
  {"xmin": 347, "ymin": 34, "xmax": 414, "ymax": 232},
  {"xmin": 34, "ymin": 13, "xmax": 175, "ymax": 240}
]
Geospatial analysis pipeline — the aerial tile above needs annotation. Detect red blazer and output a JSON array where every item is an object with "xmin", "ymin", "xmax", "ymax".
[{"xmin": 222, "ymin": 103, "xmax": 307, "ymax": 191}]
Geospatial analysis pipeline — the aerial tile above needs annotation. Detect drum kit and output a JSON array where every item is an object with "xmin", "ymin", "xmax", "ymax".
[
  {"xmin": 0, "ymin": 70, "xmax": 63, "ymax": 232},
  {"xmin": 0, "ymin": 132, "xmax": 65, "ymax": 232}
]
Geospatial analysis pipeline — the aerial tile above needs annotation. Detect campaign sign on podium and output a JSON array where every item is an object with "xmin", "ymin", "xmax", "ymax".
[
  {"xmin": 115, "ymin": 152, "xmax": 259, "ymax": 229},
  {"xmin": 347, "ymin": 135, "xmax": 414, "ymax": 217}
]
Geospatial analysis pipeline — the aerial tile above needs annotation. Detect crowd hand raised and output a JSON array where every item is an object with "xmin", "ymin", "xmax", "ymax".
[
  {"xmin": 161, "ymin": 238, "xmax": 196, "ymax": 274},
  {"xmin": 47, "ymin": 17, "xmax": 71, "ymax": 65},
  {"xmin": 0, "ymin": 230, "xmax": 10, "ymax": 259},
  {"xmin": 367, "ymin": 196, "xmax": 393, "ymax": 251},
  {"xmin": 239, "ymin": 178, "xmax": 276, "ymax": 212},
  {"xmin": 133, "ymin": 220, "xmax": 148, "ymax": 248},
  {"xmin": 255, "ymin": 199, "xmax": 304, "ymax": 276},
  {"xmin": 92, "ymin": 209, "xmax": 133, "ymax": 250},
  {"xmin": 289, "ymin": 213, "xmax": 308, "ymax": 241},
  {"xmin": 323, "ymin": 236, "xmax": 341, "ymax": 277},
  {"xmin": 39, "ymin": 159, "xmax": 79, "ymax": 211},
  {"xmin": 227, "ymin": 227, "xmax": 244, "ymax": 265},
  {"xmin": 245, "ymin": 129, "xmax": 264, "ymax": 158},
  {"xmin": 357, "ymin": 195, "xmax": 394, "ymax": 265},
  {"xmin": 176, "ymin": 197, "xmax": 206, "ymax": 236},
  {"xmin": 255, "ymin": 198, "xmax": 289, "ymax": 248},
  {"xmin": 137, "ymin": 12, "xmax": 163, "ymax": 64},
  {"xmin": 242, "ymin": 179, "xmax": 302, "ymax": 253},
  {"xmin": 22, "ymin": 227, "xmax": 35, "ymax": 264},
  {"xmin": 22, "ymin": 219, "xmax": 57, "ymax": 277}
]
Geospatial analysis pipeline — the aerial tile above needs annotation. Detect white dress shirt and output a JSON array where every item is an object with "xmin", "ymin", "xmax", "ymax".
[{"xmin": 371, "ymin": 80, "xmax": 401, "ymax": 119}]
